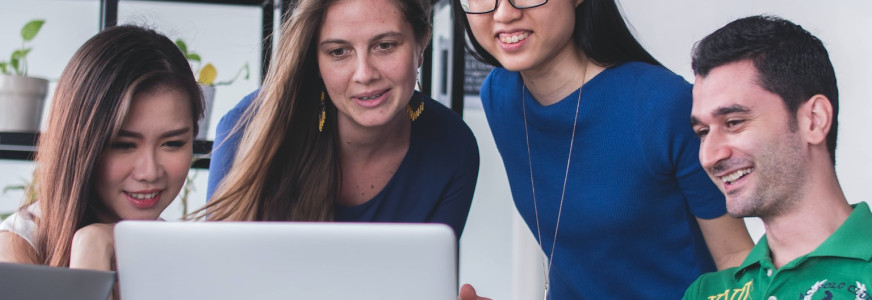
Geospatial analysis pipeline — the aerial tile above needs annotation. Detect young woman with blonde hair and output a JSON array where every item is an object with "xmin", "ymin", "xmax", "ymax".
[{"xmin": 200, "ymin": 0, "xmax": 479, "ymax": 237}]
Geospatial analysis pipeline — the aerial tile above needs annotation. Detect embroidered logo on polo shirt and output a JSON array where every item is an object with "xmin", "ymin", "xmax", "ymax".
[{"xmin": 800, "ymin": 280, "xmax": 870, "ymax": 300}]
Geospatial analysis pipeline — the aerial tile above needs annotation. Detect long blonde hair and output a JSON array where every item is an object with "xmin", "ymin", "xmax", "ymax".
[{"xmin": 194, "ymin": 0, "xmax": 432, "ymax": 221}]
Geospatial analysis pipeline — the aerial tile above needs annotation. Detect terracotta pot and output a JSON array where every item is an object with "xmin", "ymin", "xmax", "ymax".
[{"xmin": 0, "ymin": 74, "xmax": 49, "ymax": 132}]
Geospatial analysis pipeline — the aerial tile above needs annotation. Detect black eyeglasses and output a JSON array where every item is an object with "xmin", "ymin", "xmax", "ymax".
[{"xmin": 460, "ymin": 0, "xmax": 548, "ymax": 14}]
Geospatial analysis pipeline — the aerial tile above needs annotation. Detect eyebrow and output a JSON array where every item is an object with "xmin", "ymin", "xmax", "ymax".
[
  {"xmin": 117, "ymin": 127, "xmax": 191, "ymax": 139},
  {"xmin": 319, "ymin": 31, "xmax": 405, "ymax": 47},
  {"xmin": 690, "ymin": 104, "xmax": 751, "ymax": 127}
]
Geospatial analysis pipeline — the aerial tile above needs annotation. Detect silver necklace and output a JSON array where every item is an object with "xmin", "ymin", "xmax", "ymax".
[{"xmin": 522, "ymin": 76, "xmax": 584, "ymax": 300}]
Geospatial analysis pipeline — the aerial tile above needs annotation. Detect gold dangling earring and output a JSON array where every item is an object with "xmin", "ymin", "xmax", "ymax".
[
  {"xmin": 407, "ymin": 80, "xmax": 424, "ymax": 121},
  {"xmin": 318, "ymin": 91, "xmax": 326, "ymax": 132}
]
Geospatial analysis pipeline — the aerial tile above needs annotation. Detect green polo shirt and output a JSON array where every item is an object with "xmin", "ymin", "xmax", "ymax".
[{"xmin": 683, "ymin": 202, "xmax": 872, "ymax": 300}]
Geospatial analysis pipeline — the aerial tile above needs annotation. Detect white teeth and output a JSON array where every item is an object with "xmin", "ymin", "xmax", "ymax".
[
  {"xmin": 500, "ymin": 32, "xmax": 529, "ymax": 44},
  {"xmin": 129, "ymin": 192, "xmax": 158, "ymax": 200},
  {"xmin": 358, "ymin": 91, "xmax": 385, "ymax": 101},
  {"xmin": 720, "ymin": 168, "xmax": 753, "ymax": 184}
]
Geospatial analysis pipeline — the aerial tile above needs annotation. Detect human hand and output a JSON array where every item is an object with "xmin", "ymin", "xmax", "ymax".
[
  {"xmin": 458, "ymin": 284, "xmax": 492, "ymax": 300},
  {"xmin": 70, "ymin": 223, "xmax": 116, "ymax": 271}
]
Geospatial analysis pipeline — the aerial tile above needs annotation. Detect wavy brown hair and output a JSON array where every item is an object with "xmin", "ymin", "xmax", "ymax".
[
  {"xmin": 34, "ymin": 25, "xmax": 202, "ymax": 267},
  {"xmin": 193, "ymin": 0, "xmax": 432, "ymax": 221}
]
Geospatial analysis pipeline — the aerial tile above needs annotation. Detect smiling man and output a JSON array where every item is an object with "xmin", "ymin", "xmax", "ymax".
[{"xmin": 683, "ymin": 15, "xmax": 872, "ymax": 300}]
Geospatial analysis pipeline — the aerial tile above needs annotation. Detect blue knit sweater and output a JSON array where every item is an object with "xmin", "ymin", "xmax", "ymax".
[
  {"xmin": 207, "ymin": 91, "xmax": 479, "ymax": 238},
  {"xmin": 481, "ymin": 62, "xmax": 726, "ymax": 299}
]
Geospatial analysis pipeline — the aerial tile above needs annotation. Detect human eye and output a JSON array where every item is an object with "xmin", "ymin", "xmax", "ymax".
[
  {"xmin": 162, "ymin": 140, "xmax": 187, "ymax": 150},
  {"xmin": 374, "ymin": 41, "xmax": 397, "ymax": 52},
  {"xmin": 693, "ymin": 127, "xmax": 709, "ymax": 139},
  {"xmin": 725, "ymin": 118, "xmax": 745, "ymax": 129},
  {"xmin": 326, "ymin": 47, "xmax": 349, "ymax": 59}
]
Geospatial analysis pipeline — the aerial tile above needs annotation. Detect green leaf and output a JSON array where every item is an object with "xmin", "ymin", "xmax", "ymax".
[
  {"xmin": 2, "ymin": 185, "xmax": 25, "ymax": 194},
  {"xmin": 186, "ymin": 53, "xmax": 201, "ymax": 63},
  {"xmin": 20, "ymin": 20, "xmax": 45, "ymax": 42},
  {"xmin": 0, "ymin": 62, "xmax": 7, "ymax": 74},
  {"xmin": 175, "ymin": 39, "xmax": 188, "ymax": 54},
  {"xmin": 11, "ymin": 48, "xmax": 31, "ymax": 60},
  {"xmin": 10, "ymin": 57, "xmax": 19, "ymax": 73}
]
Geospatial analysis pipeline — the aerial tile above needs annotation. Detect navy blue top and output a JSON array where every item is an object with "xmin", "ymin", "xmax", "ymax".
[
  {"xmin": 207, "ymin": 91, "xmax": 480, "ymax": 237},
  {"xmin": 481, "ymin": 62, "xmax": 726, "ymax": 299}
]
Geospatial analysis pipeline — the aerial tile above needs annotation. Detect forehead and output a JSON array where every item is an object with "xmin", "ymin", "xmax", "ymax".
[
  {"xmin": 319, "ymin": 0, "xmax": 408, "ymax": 40},
  {"xmin": 691, "ymin": 60, "xmax": 782, "ymax": 120}
]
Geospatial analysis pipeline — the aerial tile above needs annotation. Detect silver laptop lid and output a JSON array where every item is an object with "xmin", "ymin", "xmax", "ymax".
[{"xmin": 114, "ymin": 221, "xmax": 457, "ymax": 300}]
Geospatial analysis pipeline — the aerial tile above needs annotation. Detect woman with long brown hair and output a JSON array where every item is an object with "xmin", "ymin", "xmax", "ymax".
[
  {"xmin": 0, "ymin": 25, "xmax": 203, "ymax": 273},
  {"xmin": 200, "ymin": 0, "xmax": 479, "ymax": 237}
]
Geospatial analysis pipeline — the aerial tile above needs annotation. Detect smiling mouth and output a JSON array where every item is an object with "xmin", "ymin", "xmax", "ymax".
[
  {"xmin": 499, "ymin": 32, "xmax": 529, "ymax": 44},
  {"xmin": 127, "ymin": 191, "xmax": 159, "ymax": 199},
  {"xmin": 719, "ymin": 168, "xmax": 753, "ymax": 185},
  {"xmin": 357, "ymin": 90, "xmax": 387, "ymax": 101}
]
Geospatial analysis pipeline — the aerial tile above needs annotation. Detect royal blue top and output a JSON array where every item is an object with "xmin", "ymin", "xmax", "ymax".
[
  {"xmin": 481, "ymin": 62, "xmax": 726, "ymax": 299},
  {"xmin": 207, "ymin": 91, "xmax": 480, "ymax": 237}
]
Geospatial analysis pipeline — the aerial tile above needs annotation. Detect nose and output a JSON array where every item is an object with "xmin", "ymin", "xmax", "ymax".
[
  {"xmin": 698, "ymin": 131, "xmax": 732, "ymax": 172},
  {"xmin": 132, "ymin": 148, "xmax": 163, "ymax": 183},
  {"xmin": 493, "ymin": 0, "xmax": 522, "ymax": 23},
  {"xmin": 352, "ymin": 53, "xmax": 380, "ymax": 85}
]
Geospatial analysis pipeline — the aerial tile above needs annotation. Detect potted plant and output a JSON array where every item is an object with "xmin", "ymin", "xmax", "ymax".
[
  {"xmin": 0, "ymin": 19, "xmax": 48, "ymax": 133},
  {"xmin": 175, "ymin": 39, "xmax": 249, "ymax": 140}
]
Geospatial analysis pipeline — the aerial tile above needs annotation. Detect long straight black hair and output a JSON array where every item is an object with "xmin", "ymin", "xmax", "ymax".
[{"xmin": 454, "ymin": 0, "xmax": 661, "ymax": 68}]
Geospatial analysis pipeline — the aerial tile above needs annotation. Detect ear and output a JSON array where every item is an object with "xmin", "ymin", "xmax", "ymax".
[{"xmin": 797, "ymin": 94, "xmax": 833, "ymax": 146}]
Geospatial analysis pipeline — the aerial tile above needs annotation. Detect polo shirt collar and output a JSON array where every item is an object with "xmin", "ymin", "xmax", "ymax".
[{"xmin": 731, "ymin": 201, "xmax": 872, "ymax": 279}]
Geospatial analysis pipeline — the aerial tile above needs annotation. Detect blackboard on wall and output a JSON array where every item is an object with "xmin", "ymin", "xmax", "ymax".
[{"xmin": 464, "ymin": 48, "xmax": 494, "ymax": 96}]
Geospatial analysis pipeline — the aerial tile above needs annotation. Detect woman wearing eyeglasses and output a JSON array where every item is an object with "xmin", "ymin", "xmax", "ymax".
[{"xmin": 454, "ymin": 0, "xmax": 754, "ymax": 299}]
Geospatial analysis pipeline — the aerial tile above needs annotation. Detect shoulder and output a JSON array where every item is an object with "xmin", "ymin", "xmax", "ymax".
[
  {"xmin": 479, "ymin": 68, "xmax": 523, "ymax": 113},
  {"xmin": 218, "ymin": 89, "xmax": 260, "ymax": 128},
  {"xmin": 605, "ymin": 62, "xmax": 693, "ymax": 122},
  {"xmin": 0, "ymin": 208, "xmax": 41, "ymax": 263},
  {"xmin": 0, "ymin": 232, "xmax": 40, "ymax": 264},
  {"xmin": 605, "ymin": 62, "xmax": 691, "ymax": 96},
  {"xmin": 414, "ymin": 95, "xmax": 479, "ymax": 159},
  {"xmin": 417, "ymin": 95, "xmax": 477, "ymax": 146}
]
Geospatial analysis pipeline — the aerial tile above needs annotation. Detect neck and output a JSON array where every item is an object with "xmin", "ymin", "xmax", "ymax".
[
  {"xmin": 519, "ymin": 46, "xmax": 605, "ymax": 106},
  {"xmin": 337, "ymin": 112, "xmax": 411, "ymax": 162},
  {"xmin": 763, "ymin": 161, "xmax": 851, "ymax": 268}
]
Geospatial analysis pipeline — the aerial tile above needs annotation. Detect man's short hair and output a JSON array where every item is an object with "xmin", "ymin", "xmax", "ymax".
[{"xmin": 691, "ymin": 15, "xmax": 839, "ymax": 164}]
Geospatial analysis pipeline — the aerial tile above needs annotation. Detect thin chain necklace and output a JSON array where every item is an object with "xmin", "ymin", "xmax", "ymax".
[{"xmin": 522, "ymin": 70, "xmax": 586, "ymax": 300}]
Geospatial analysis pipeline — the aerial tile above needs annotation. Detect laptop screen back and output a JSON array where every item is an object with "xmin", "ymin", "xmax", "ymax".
[
  {"xmin": 114, "ymin": 221, "xmax": 457, "ymax": 300},
  {"xmin": 0, "ymin": 262, "xmax": 115, "ymax": 300}
]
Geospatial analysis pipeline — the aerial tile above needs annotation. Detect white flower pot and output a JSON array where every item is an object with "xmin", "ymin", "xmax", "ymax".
[
  {"xmin": 0, "ymin": 74, "xmax": 49, "ymax": 132},
  {"xmin": 197, "ymin": 84, "xmax": 215, "ymax": 140}
]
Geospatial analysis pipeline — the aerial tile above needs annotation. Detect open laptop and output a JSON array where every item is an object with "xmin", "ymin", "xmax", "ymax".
[
  {"xmin": 0, "ymin": 262, "xmax": 115, "ymax": 300},
  {"xmin": 114, "ymin": 221, "xmax": 457, "ymax": 300}
]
